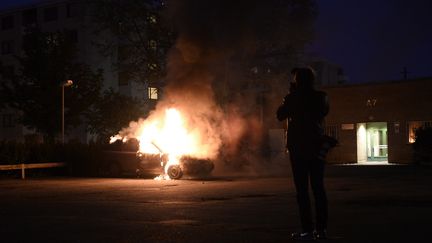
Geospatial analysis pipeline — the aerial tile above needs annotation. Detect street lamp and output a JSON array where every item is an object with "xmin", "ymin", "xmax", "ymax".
[{"xmin": 62, "ymin": 80, "xmax": 73, "ymax": 144}]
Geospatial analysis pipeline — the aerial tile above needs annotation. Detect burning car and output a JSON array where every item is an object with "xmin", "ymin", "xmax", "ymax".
[
  {"xmin": 111, "ymin": 108, "xmax": 218, "ymax": 180},
  {"xmin": 136, "ymin": 152, "xmax": 214, "ymax": 179}
]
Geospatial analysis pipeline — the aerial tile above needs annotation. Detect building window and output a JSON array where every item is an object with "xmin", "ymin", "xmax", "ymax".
[
  {"xmin": 325, "ymin": 124, "xmax": 339, "ymax": 140},
  {"xmin": 148, "ymin": 87, "xmax": 158, "ymax": 100},
  {"xmin": 66, "ymin": 29, "xmax": 78, "ymax": 43},
  {"xmin": 147, "ymin": 15, "xmax": 157, "ymax": 24},
  {"xmin": 407, "ymin": 121, "xmax": 432, "ymax": 143},
  {"xmin": 148, "ymin": 63, "xmax": 157, "ymax": 70},
  {"xmin": 43, "ymin": 6, "xmax": 58, "ymax": 22},
  {"xmin": 66, "ymin": 3, "xmax": 81, "ymax": 18},
  {"xmin": 148, "ymin": 40, "xmax": 157, "ymax": 50},
  {"xmin": 2, "ymin": 114, "xmax": 15, "ymax": 128},
  {"xmin": 1, "ymin": 41, "xmax": 14, "ymax": 55},
  {"xmin": 1, "ymin": 15, "xmax": 14, "ymax": 30},
  {"xmin": 66, "ymin": 4, "xmax": 73, "ymax": 18},
  {"xmin": 22, "ymin": 8, "xmax": 38, "ymax": 27},
  {"xmin": 45, "ymin": 33, "xmax": 60, "ymax": 46}
]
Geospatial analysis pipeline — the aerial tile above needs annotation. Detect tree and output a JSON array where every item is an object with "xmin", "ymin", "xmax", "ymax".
[
  {"xmin": 0, "ymin": 29, "xmax": 103, "ymax": 142},
  {"xmin": 238, "ymin": 0, "xmax": 318, "ymax": 129},
  {"xmin": 85, "ymin": 89, "xmax": 147, "ymax": 142},
  {"xmin": 90, "ymin": 0, "xmax": 175, "ymax": 85},
  {"xmin": 234, "ymin": 0, "xmax": 318, "ymax": 85},
  {"xmin": 90, "ymin": 0, "xmax": 317, "ymax": 92}
]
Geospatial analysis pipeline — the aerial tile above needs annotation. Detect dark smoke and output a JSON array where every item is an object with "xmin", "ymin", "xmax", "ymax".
[
  {"xmin": 161, "ymin": 0, "xmax": 302, "ymax": 174},
  {"xmin": 114, "ymin": 0, "xmax": 315, "ymax": 175}
]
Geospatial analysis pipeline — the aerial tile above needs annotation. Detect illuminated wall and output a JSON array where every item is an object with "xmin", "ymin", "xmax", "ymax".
[{"xmin": 356, "ymin": 123, "xmax": 367, "ymax": 163}]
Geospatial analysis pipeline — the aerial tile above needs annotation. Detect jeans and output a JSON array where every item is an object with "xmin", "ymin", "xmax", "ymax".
[{"xmin": 290, "ymin": 155, "xmax": 328, "ymax": 232}]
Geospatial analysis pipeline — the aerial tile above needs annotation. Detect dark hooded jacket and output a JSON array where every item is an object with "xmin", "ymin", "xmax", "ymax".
[{"xmin": 277, "ymin": 83, "xmax": 329, "ymax": 160}]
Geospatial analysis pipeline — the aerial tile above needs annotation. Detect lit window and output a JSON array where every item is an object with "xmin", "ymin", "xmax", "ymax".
[
  {"xmin": 148, "ymin": 63, "xmax": 157, "ymax": 70},
  {"xmin": 408, "ymin": 121, "xmax": 432, "ymax": 143},
  {"xmin": 46, "ymin": 34, "xmax": 59, "ymax": 46},
  {"xmin": 148, "ymin": 40, "xmax": 157, "ymax": 50},
  {"xmin": 148, "ymin": 15, "xmax": 157, "ymax": 24},
  {"xmin": 148, "ymin": 87, "xmax": 158, "ymax": 100}
]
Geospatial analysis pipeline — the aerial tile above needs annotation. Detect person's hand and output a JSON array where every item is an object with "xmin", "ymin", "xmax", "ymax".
[{"xmin": 283, "ymin": 94, "xmax": 289, "ymax": 104}]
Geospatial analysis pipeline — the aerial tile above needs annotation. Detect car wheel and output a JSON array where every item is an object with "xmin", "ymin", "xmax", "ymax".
[{"xmin": 167, "ymin": 165, "xmax": 183, "ymax": 179}]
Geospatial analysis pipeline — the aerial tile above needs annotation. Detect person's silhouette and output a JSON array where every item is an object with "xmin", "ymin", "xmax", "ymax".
[{"xmin": 277, "ymin": 67, "xmax": 329, "ymax": 241}]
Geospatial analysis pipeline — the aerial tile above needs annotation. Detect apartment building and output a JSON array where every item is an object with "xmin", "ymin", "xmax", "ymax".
[{"xmin": 0, "ymin": 0, "xmax": 158, "ymax": 142}]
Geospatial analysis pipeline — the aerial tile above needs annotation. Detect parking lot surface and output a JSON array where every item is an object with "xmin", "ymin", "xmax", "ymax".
[{"xmin": 0, "ymin": 165, "xmax": 431, "ymax": 242}]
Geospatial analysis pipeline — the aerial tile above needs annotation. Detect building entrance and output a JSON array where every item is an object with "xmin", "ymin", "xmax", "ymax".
[{"xmin": 357, "ymin": 122, "xmax": 388, "ymax": 163}]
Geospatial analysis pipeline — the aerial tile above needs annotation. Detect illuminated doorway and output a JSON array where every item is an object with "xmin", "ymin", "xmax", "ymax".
[{"xmin": 357, "ymin": 122, "xmax": 388, "ymax": 163}]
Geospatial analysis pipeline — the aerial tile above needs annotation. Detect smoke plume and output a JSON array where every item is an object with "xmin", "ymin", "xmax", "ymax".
[{"xmin": 113, "ymin": 0, "xmax": 312, "ymax": 174}]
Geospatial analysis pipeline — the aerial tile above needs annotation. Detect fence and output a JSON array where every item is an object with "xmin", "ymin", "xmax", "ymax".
[{"xmin": 0, "ymin": 162, "xmax": 66, "ymax": 179}]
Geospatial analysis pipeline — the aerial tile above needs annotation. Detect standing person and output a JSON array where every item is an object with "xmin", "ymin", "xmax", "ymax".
[{"xmin": 276, "ymin": 67, "xmax": 329, "ymax": 241}]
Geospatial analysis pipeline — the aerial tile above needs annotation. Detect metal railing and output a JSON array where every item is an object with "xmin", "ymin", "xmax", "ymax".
[{"xmin": 0, "ymin": 162, "xmax": 66, "ymax": 179}]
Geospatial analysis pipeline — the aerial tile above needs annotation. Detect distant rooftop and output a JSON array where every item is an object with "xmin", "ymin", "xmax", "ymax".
[
  {"xmin": 322, "ymin": 76, "xmax": 432, "ymax": 89},
  {"xmin": 0, "ymin": 0, "xmax": 43, "ymax": 11},
  {"xmin": 0, "ymin": 0, "xmax": 72, "ymax": 13}
]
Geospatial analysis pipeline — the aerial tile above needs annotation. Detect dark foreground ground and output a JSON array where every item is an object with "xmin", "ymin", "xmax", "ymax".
[{"xmin": 0, "ymin": 164, "xmax": 431, "ymax": 243}]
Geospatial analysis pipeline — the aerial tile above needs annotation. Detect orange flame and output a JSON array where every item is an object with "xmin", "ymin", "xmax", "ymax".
[
  {"xmin": 138, "ymin": 108, "xmax": 198, "ymax": 157},
  {"xmin": 111, "ymin": 107, "xmax": 213, "ymax": 179}
]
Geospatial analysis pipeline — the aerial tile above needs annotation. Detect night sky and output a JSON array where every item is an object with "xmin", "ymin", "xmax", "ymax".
[
  {"xmin": 311, "ymin": 0, "xmax": 432, "ymax": 83},
  {"xmin": 1, "ymin": 0, "xmax": 431, "ymax": 83}
]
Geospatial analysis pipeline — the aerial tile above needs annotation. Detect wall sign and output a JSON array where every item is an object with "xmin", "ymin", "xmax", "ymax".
[
  {"xmin": 366, "ymin": 98, "xmax": 377, "ymax": 107},
  {"xmin": 341, "ymin": 123, "xmax": 355, "ymax": 130}
]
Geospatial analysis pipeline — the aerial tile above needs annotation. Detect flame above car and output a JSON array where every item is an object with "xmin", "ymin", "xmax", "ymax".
[{"xmin": 111, "ymin": 108, "xmax": 213, "ymax": 179}]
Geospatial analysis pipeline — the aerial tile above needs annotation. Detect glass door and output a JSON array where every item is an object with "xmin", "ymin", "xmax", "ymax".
[{"xmin": 366, "ymin": 122, "xmax": 388, "ymax": 161}]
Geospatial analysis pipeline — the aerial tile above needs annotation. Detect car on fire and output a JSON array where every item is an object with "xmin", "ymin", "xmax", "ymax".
[
  {"xmin": 136, "ymin": 152, "xmax": 214, "ymax": 179},
  {"xmin": 100, "ymin": 140, "xmax": 214, "ymax": 179},
  {"xmin": 99, "ymin": 150, "xmax": 160, "ymax": 178}
]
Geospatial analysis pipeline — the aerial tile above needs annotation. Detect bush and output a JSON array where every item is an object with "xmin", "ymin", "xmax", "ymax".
[
  {"xmin": 413, "ymin": 126, "xmax": 432, "ymax": 165},
  {"xmin": 62, "ymin": 142, "xmax": 107, "ymax": 176},
  {"xmin": 0, "ymin": 141, "xmax": 111, "ymax": 177}
]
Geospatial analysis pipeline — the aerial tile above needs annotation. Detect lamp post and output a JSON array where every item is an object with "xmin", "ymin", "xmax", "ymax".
[{"xmin": 62, "ymin": 80, "xmax": 73, "ymax": 144}]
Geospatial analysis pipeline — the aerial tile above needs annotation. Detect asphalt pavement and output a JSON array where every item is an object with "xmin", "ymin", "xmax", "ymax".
[{"xmin": 0, "ymin": 164, "xmax": 431, "ymax": 243}]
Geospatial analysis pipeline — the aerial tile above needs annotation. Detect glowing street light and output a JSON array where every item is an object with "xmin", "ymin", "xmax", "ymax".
[{"xmin": 62, "ymin": 80, "xmax": 73, "ymax": 144}]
